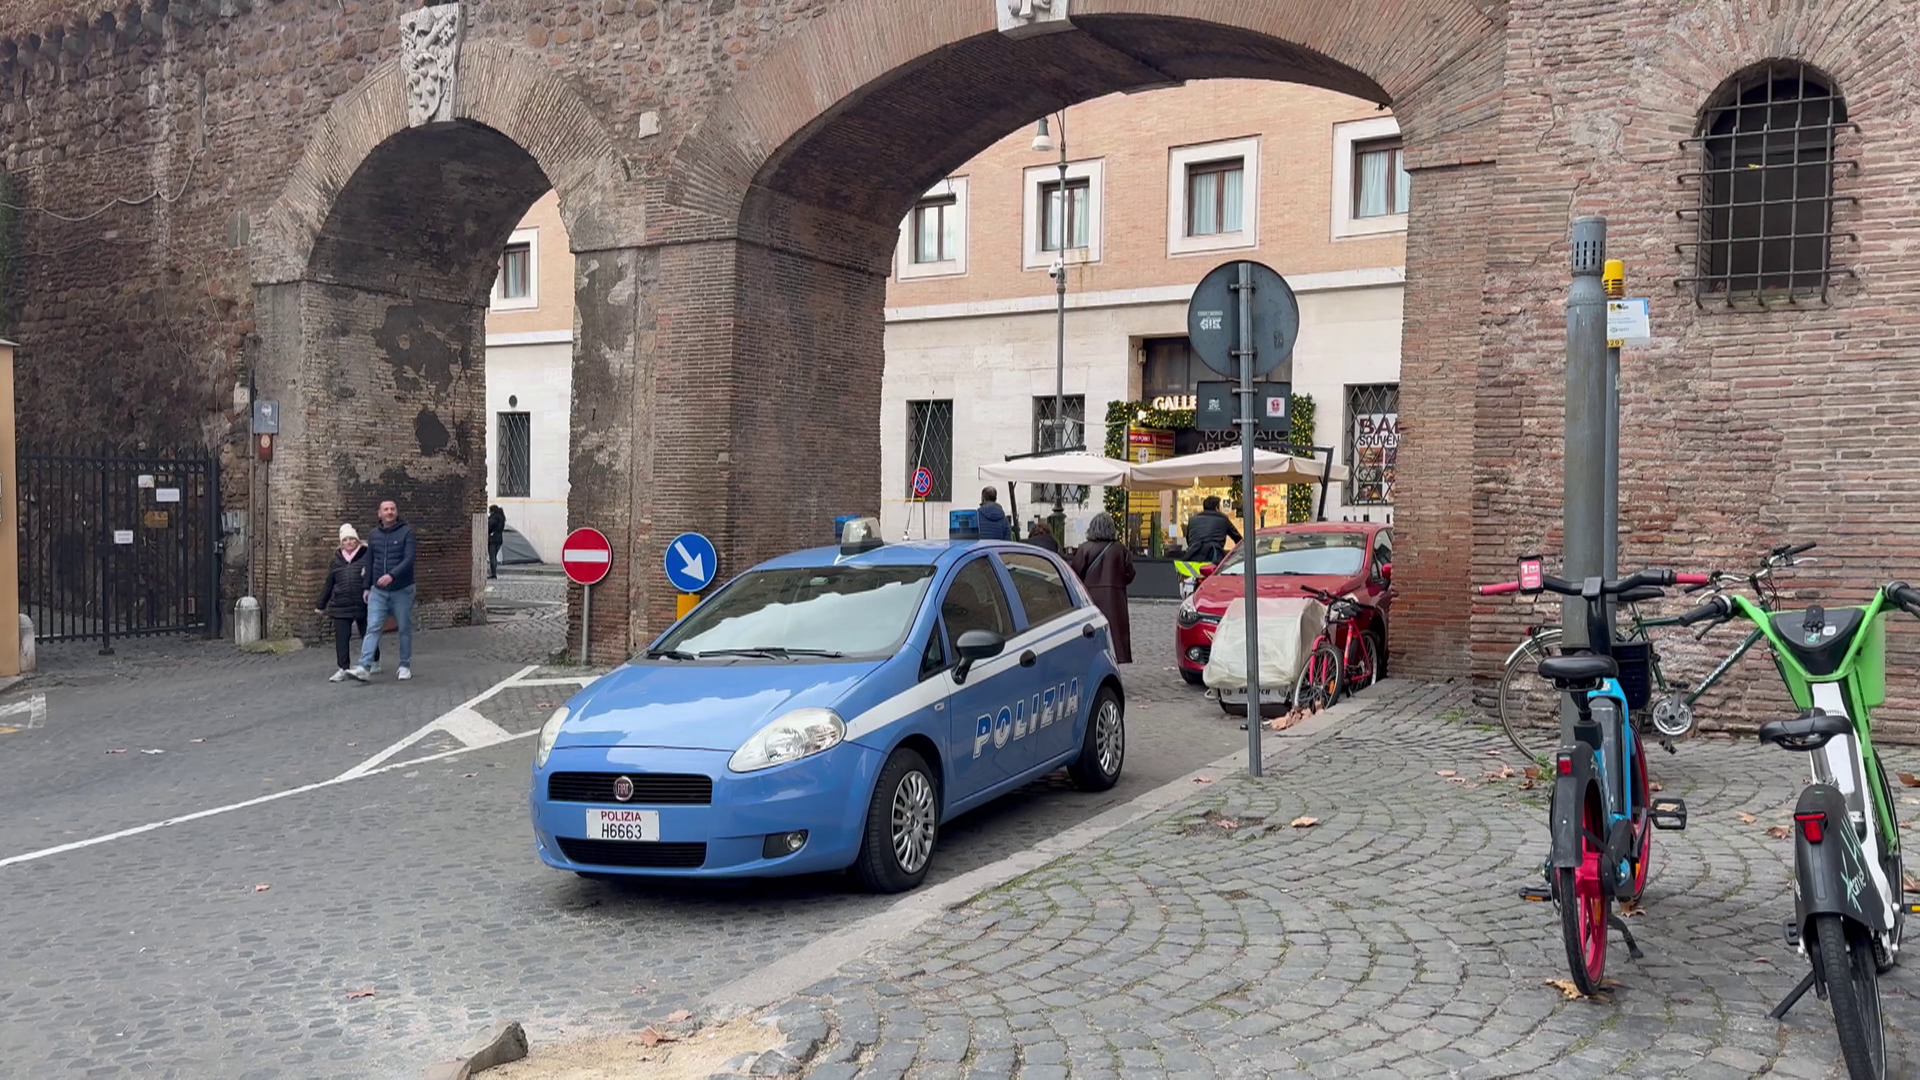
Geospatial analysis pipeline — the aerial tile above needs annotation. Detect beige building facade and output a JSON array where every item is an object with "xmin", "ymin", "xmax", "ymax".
[{"xmin": 883, "ymin": 79, "xmax": 1409, "ymax": 548}]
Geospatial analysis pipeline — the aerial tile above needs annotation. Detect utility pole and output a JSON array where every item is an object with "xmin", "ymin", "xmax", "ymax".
[{"xmin": 1563, "ymin": 217, "xmax": 1609, "ymax": 733}]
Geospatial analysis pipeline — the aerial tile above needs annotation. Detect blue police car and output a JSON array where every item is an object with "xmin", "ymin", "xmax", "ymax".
[{"xmin": 529, "ymin": 514, "xmax": 1127, "ymax": 893}]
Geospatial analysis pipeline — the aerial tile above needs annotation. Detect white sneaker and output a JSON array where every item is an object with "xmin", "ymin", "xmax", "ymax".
[
  {"xmin": 346, "ymin": 666, "xmax": 370, "ymax": 682},
  {"xmin": 329, "ymin": 669, "xmax": 348, "ymax": 683},
  {"xmin": 397, "ymin": 666, "xmax": 412, "ymax": 681},
  {"xmin": 367, "ymin": 662, "xmax": 382, "ymax": 675}
]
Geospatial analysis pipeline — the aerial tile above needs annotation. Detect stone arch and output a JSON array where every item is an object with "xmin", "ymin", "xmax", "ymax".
[
  {"xmin": 642, "ymin": 0, "xmax": 1507, "ymax": 678},
  {"xmin": 255, "ymin": 38, "xmax": 636, "ymax": 286}
]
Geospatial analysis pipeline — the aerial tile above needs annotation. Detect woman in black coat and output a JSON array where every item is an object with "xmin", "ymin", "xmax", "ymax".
[{"xmin": 315, "ymin": 524, "xmax": 378, "ymax": 681}]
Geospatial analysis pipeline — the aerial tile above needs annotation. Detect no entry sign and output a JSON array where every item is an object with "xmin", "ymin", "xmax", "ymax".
[{"xmin": 561, "ymin": 527, "xmax": 613, "ymax": 586}]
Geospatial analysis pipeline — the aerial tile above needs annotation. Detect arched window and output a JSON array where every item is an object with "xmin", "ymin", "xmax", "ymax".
[{"xmin": 1681, "ymin": 62, "xmax": 1855, "ymax": 305}]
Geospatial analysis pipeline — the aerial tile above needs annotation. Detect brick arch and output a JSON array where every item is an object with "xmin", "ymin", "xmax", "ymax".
[
  {"xmin": 253, "ymin": 38, "xmax": 634, "ymax": 285},
  {"xmin": 667, "ymin": 0, "xmax": 1503, "ymax": 238}
]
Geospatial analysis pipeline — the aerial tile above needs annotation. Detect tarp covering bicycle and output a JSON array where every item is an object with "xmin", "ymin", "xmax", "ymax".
[{"xmin": 1201, "ymin": 595, "xmax": 1325, "ymax": 700}]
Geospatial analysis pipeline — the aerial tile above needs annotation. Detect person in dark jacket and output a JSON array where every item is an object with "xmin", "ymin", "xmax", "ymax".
[
  {"xmin": 315, "ymin": 524, "xmax": 378, "ymax": 681},
  {"xmin": 1026, "ymin": 519, "xmax": 1060, "ymax": 554},
  {"xmin": 487, "ymin": 505, "xmax": 506, "ymax": 579},
  {"xmin": 976, "ymin": 487, "xmax": 1013, "ymax": 541},
  {"xmin": 1067, "ymin": 513, "xmax": 1136, "ymax": 664},
  {"xmin": 1183, "ymin": 496, "xmax": 1242, "ymax": 565},
  {"xmin": 348, "ymin": 500, "xmax": 419, "ymax": 682}
]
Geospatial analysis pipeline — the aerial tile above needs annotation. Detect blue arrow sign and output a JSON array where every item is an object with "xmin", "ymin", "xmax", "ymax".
[{"xmin": 664, "ymin": 532, "xmax": 718, "ymax": 593}]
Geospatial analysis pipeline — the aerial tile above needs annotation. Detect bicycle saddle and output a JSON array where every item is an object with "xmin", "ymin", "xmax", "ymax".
[
  {"xmin": 1618, "ymin": 585, "xmax": 1665, "ymax": 604},
  {"xmin": 1537, "ymin": 654, "xmax": 1619, "ymax": 685},
  {"xmin": 1758, "ymin": 710, "xmax": 1852, "ymax": 752}
]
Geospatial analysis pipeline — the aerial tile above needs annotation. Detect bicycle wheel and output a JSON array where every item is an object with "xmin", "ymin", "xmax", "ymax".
[
  {"xmin": 1558, "ymin": 778, "xmax": 1610, "ymax": 995},
  {"xmin": 1292, "ymin": 644, "xmax": 1342, "ymax": 714},
  {"xmin": 1812, "ymin": 913, "xmax": 1885, "ymax": 1079},
  {"xmin": 1349, "ymin": 630, "xmax": 1379, "ymax": 693},
  {"xmin": 1499, "ymin": 629, "xmax": 1562, "ymax": 764},
  {"xmin": 1626, "ymin": 734, "xmax": 1652, "ymax": 901}
]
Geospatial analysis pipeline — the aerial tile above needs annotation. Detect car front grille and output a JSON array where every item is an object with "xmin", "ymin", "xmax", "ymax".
[
  {"xmin": 557, "ymin": 838, "xmax": 708, "ymax": 869},
  {"xmin": 546, "ymin": 772, "xmax": 714, "ymax": 805}
]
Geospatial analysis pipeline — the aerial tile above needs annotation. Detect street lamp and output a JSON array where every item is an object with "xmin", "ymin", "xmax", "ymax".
[{"xmin": 1034, "ymin": 112, "xmax": 1070, "ymax": 540}]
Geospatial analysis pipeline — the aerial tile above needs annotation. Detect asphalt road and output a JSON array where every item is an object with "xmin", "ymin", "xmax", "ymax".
[{"xmin": 0, "ymin": 587, "xmax": 1250, "ymax": 1078}]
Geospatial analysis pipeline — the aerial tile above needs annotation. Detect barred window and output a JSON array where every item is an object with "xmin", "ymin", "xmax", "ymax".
[
  {"xmin": 906, "ymin": 400, "xmax": 953, "ymax": 502},
  {"xmin": 1680, "ymin": 62, "xmax": 1855, "ymax": 305},
  {"xmin": 1031, "ymin": 395, "xmax": 1086, "ymax": 506},
  {"xmin": 497, "ymin": 412, "xmax": 531, "ymax": 498},
  {"xmin": 1346, "ymin": 385, "xmax": 1398, "ymax": 507}
]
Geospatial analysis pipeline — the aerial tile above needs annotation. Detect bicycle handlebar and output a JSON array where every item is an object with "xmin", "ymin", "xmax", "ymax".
[
  {"xmin": 1477, "ymin": 570, "xmax": 1693, "ymax": 597},
  {"xmin": 1888, "ymin": 581, "xmax": 1920, "ymax": 617},
  {"xmin": 1534, "ymin": 569, "xmax": 1678, "ymax": 597},
  {"xmin": 1774, "ymin": 541, "xmax": 1818, "ymax": 559},
  {"xmin": 1675, "ymin": 594, "xmax": 1732, "ymax": 627}
]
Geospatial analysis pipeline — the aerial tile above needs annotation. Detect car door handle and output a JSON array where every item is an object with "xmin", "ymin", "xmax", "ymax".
[
  {"xmin": 1081, "ymin": 624, "xmax": 1095, "ymax": 638},
  {"xmin": 1019, "ymin": 650, "xmax": 1037, "ymax": 667}
]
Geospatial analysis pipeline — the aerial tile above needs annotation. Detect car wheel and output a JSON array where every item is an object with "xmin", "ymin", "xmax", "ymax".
[
  {"xmin": 852, "ymin": 748, "xmax": 939, "ymax": 894},
  {"xmin": 1370, "ymin": 631, "xmax": 1387, "ymax": 679},
  {"xmin": 1180, "ymin": 668, "xmax": 1204, "ymax": 686},
  {"xmin": 1067, "ymin": 686, "xmax": 1125, "ymax": 792}
]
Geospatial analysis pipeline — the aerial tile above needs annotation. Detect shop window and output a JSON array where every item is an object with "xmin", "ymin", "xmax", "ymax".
[
  {"xmin": 491, "ymin": 228, "xmax": 537, "ymax": 310},
  {"xmin": 999, "ymin": 553, "xmax": 1077, "ymax": 627},
  {"xmin": 1346, "ymin": 385, "xmax": 1398, "ymax": 506},
  {"xmin": 1031, "ymin": 395, "xmax": 1086, "ymax": 506},
  {"xmin": 906, "ymin": 400, "xmax": 954, "ymax": 502},
  {"xmin": 497, "ymin": 411, "xmax": 532, "ymax": 498},
  {"xmin": 1681, "ymin": 61, "xmax": 1853, "ymax": 305}
]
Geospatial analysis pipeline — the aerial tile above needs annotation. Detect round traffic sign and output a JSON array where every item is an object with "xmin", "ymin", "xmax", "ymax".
[
  {"xmin": 561, "ymin": 527, "xmax": 613, "ymax": 586},
  {"xmin": 665, "ymin": 532, "xmax": 719, "ymax": 593},
  {"xmin": 912, "ymin": 467, "xmax": 934, "ymax": 499},
  {"xmin": 1186, "ymin": 260, "xmax": 1300, "ymax": 379}
]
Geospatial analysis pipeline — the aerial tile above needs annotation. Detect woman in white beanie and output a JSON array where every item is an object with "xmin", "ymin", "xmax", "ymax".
[{"xmin": 314, "ymin": 523, "xmax": 378, "ymax": 682}]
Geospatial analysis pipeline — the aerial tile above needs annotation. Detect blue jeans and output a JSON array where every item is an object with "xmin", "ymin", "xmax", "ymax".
[{"xmin": 360, "ymin": 583, "xmax": 415, "ymax": 668}]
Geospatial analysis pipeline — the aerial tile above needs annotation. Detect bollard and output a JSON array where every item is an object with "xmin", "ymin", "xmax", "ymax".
[
  {"xmin": 18, "ymin": 614, "xmax": 34, "ymax": 674},
  {"xmin": 234, "ymin": 596, "xmax": 262, "ymax": 647}
]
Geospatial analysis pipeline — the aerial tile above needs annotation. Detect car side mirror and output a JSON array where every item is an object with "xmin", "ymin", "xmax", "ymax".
[
  {"xmin": 952, "ymin": 629, "xmax": 1005, "ymax": 685},
  {"xmin": 1199, "ymin": 564, "xmax": 1216, "ymax": 578}
]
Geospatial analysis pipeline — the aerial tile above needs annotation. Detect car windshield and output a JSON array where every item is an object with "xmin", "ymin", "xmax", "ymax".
[
  {"xmin": 649, "ymin": 565, "xmax": 937, "ymax": 660},
  {"xmin": 1216, "ymin": 532, "xmax": 1368, "ymax": 577}
]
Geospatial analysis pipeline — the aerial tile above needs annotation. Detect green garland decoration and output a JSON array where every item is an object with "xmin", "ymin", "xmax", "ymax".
[{"xmin": 1102, "ymin": 393, "xmax": 1320, "ymax": 526}]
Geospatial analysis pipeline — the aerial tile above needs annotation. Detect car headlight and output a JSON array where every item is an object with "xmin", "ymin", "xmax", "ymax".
[
  {"xmin": 729, "ymin": 708, "xmax": 846, "ymax": 773},
  {"xmin": 534, "ymin": 706, "xmax": 569, "ymax": 769},
  {"xmin": 1177, "ymin": 594, "xmax": 1201, "ymax": 627}
]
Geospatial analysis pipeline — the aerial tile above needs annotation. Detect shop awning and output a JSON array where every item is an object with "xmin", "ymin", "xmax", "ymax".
[
  {"xmin": 1128, "ymin": 447, "xmax": 1349, "ymax": 488},
  {"xmin": 977, "ymin": 452, "xmax": 1141, "ymax": 487}
]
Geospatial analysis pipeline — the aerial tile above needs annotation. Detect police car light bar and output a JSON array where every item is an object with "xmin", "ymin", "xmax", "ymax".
[
  {"xmin": 838, "ymin": 515, "xmax": 884, "ymax": 554},
  {"xmin": 949, "ymin": 509, "xmax": 981, "ymax": 541}
]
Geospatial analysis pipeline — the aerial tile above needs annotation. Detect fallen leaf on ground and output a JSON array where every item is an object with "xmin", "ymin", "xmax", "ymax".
[
  {"xmin": 1524, "ymin": 767, "xmax": 1543, "ymax": 780},
  {"xmin": 190, "ymin": 738, "xmax": 204, "ymax": 744},
  {"xmin": 253, "ymin": 883, "xmax": 270, "ymax": 893},
  {"xmin": 1436, "ymin": 770, "xmax": 1457, "ymax": 778},
  {"xmin": 1192, "ymin": 777, "xmax": 1214, "ymax": 784},
  {"xmin": 1738, "ymin": 812, "xmax": 1758, "ymax": 824},
  {"xmin": 1519, "ymin": 780, "xmax": 1537, "ymax": 791},
  {"xmin": 1545, "ymin": 979, "xmax": 1590, "ymax": 1000},
  {"xmin": 1619, "ymin": 899, "xmax": 1643, "ymax": 916},
  {"xmin": 1766, "ymin": 825, "xmax": 1792, "ymax": 839},
  {"xmin": 1215, "ymin": 818, "xmax": 1238, "ymax": 829},
  {"xmin": 1448, "ymin": 777, "xmax": 1469, "ymax": 785},
  {"xmin": 1487, "ymin": 765, "xmax": 1518, "ymax": 780},
  {"xmin": 1752, "ymin": 956, "xmax": 1772, "ymax": 964},
  {"xmin": 638, "ymin": 1027, "xmax": 678, "ymax": 1047},
  {"xmin": 1905, "ymin": 874, "xmax": 1920, "ymax": 893},
  {"xmin": 666, "ymin": 1010, "xmax": 693, "ymax": 1023},
  {"xmin": 536, "ymin": 701, "xmax": 556, "ymax": 709},
  {"xmin": 462, "ymin": 773, "xmax": 477, "ymax": 779},
  {"xmin": 1486, "ymin": 749, "xmax": 1504, "ymax": 757},
  {"xmin": 105, "ymin": 748, "xmax": 126, "ymax": 754},
  {"xmin": 140, "ymin": 749, "xmax": 164, "ymax": 755},
  {"xmin": 1289, "ymin": 816, "xmax": 1319, "ymax": 829},
  {"xmin": 345, "ymin": 989, "xmax": 376, "ymax": 999},
  {"xmin": 1650, "ymin": 782, "xmax": 1664, "ymax": 793},
  {"xmin": 1265, "ymin": 714, "xmax": 1298, "ymax": 731},
  {"xmin": 346, "ymin": 742, "xmax": 357, "ymax": 747},
  {"xmin": 1899, "ymin": 772, "xmax": 1920, "ymax": 788}
]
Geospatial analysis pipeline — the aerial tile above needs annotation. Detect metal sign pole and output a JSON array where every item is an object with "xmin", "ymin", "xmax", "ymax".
[
  {"xmin": 1236, "ymin": 260, "xmax": 1263, "ymax": 777},
  {"xmin": 581, "ymin": 582, "xmax": 592, "ymax": 664},
  {"xmin": 1563, "ymin": 217, "xmax": 1609, "ymax": 738}
]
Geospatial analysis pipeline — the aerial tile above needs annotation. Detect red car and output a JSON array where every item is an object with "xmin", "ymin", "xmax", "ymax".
[{"xmin": 1174, "ymin": 523, "xmax": 1395, "ymax": 685}]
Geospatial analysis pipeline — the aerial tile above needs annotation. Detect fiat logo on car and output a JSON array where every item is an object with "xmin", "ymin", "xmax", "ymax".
[{"xmin": 612, "ymin": 776, "xmax": 634, "ymax": 802}]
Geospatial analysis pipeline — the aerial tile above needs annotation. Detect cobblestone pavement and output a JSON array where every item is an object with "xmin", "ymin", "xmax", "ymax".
[
  {"xmin": 744, "ymin": 681, "xmax": 1920, "ymax": 1080},
  {"xmin": 0, "ymin": 596, "xmax": 1254, "ymax": 1078}
]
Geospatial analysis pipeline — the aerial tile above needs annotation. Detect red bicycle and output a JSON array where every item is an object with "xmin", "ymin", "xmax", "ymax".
[{"xmin": 1291, "ymin": 586, "xmax": 1379, "ymax": 713}]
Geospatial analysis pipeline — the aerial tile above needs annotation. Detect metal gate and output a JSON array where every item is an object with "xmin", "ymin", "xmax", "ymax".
[{"xmin": 17, "ymin": 449, "xmax": 221, "ymax": 648}]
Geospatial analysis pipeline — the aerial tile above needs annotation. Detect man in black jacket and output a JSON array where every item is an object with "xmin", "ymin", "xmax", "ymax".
[
  {"xmin": 1183, "ymin": 496, "xmax": 1242, "ymax": 565},
  {"xmin": 348, "ymin": 500, "xmax": 420, "ymax": 682}
]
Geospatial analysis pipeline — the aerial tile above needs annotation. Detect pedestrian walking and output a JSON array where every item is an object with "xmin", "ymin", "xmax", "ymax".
[
  {"xmin": 487, "ymin": 504, "xmax": 506, "ymax": 579},
  {"xmin": 975, "ymin": 486, "xmax": 1012, "ymax": 541},
  {"xmin": 1067, "ymin": 512, "xmax": 1135, "ymax": 664},
  {"xmin": 347, "ymin": 499, "xmax": 419, "ymax": 682},
  {"xmin": 314, "ymin": 524, "xmax": 379, "ymax": 681},
  {"xmin": 1026, "ymin": 519, "xmax": 1061, "ymax": 554}
]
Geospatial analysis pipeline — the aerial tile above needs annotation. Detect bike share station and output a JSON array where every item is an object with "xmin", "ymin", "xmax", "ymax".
[{"xmin": 1476, "ymin": 218, "xmax": 1920, "ymax": 1077}]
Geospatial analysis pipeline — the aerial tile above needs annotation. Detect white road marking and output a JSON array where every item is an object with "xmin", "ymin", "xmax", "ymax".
[
  {"xmin": 0, "ymin": 694, "xmax": 47, "ymax": 731},
  {"xmin": 0, "ymin": 729, "xmax": 538, "ymax": 869},
  {"xmin": 0, "ymin": 664, "xmax": 604, "ymax": 869}
]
